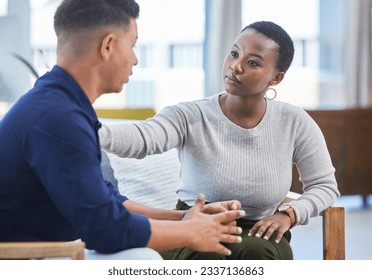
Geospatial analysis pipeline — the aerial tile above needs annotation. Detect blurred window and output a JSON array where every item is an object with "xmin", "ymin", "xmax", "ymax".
[
  {"xmin": 2, "ymin": 0, "xmax": 353, "ymax": 117},
  {"xmin": 95, "ymin": 0, "xmax": 206, "ymax": 111},
  {"xmin": 28, "ymin": 0, "xmax": 206, "ymax": 112},
  {"xmin": 242, "ymin": 0, "xmax": 346, "ymax": 109},
  {"xmin": 0, "ymin": 1, "xmax": 7, "ymax": 16}
]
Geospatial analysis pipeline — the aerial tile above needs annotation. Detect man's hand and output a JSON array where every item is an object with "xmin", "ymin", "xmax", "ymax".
[
  {"xmin": 147, "ymin": 193, "xmax": 245, "ymax": 255},
  {"xmin": 247, "ymin": 212, "xmax": 292, "ymax": 244},
  {"xmin": 185, "ymin": 193, "xmax": 245, "ymax": 256},
  {"xmin": 202, "ymin": 199, "xmax": 242, "ymax": 215}
]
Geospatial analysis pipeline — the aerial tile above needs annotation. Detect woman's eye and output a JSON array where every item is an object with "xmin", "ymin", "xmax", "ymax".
[
  {"xmin": 230, "ymin": 51, "xmax": 238, "ymax": 58},
  {"xmin": 248, "ymin": 60, "xmax": 258, "ymax": 67}
]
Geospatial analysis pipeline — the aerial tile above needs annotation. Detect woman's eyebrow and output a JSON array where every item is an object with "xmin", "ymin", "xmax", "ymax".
[
  {"xmin": 233, "ymin": 43, "xmax": 241, "ymax": 50},
  {"xmin": 249, "ymin": 53, "xmax": 264, "ymax": 62},
  {"xmin": 233, "ymin": 44, "xmax": 265, "ymax": 61},
  {"xmin": 232, "ymin": 43, "xmax": 265, "ymax": 62}
]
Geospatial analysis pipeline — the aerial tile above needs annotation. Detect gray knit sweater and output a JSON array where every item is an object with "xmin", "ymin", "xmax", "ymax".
[{"xmin": 99, "ymin": 93, "xmax": 340, "ymax": 225}]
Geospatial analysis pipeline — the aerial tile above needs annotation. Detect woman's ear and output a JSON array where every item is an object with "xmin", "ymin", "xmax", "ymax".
[
  {"xmin": 270, "ymin": 72, "xmax": 285, "ymax": 86},
  {"xmin": 100, "ymin": 33, "xmax": 115, "ymax": 61}
]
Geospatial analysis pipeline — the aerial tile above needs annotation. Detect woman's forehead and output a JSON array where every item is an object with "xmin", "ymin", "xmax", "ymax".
[{"xmin": 235, "ymin": 29, "xmax": 279, "ymax": 52}]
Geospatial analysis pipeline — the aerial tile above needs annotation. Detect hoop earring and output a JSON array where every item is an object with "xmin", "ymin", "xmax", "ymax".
[{"xmin": 265, "ymin": 87, "xmax": 277, "ymax": 100}]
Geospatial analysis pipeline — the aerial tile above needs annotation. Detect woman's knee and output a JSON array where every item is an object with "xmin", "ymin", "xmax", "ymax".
[
  {"xmin": 228, "ymin": 236, "xmax": 293, "ymax": 260},
  {"xmin": 161, "ymin": 247, "xmax": 225, "ymax": 260}
]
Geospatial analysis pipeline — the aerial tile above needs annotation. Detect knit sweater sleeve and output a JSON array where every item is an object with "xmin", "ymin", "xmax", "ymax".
[
  {"xmin": 99, "ymin": 105, "xmax": 190, "ymax": 158},
  {"xmin": 286, "ymin": 109, "xmax": 340, "ymax": 225}
]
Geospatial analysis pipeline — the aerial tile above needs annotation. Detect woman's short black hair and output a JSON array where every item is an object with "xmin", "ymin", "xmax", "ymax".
[
  {"xmin": 242, "ymin": 21, "xmax": 294, "ymax": 73},
  {"xmin": 54, "ymin": 0, "xmax": 140, "ymax": 36}
]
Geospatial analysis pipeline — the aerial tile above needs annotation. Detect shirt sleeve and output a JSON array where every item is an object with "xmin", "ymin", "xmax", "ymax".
[
  {"xmin": 24, "ymin": 108, "xmax": 151, "ymax": 253},
  {"xmin": 99, "ymin": 105, "xmax": 189, "ymax": 158},
  {"xmin": 291, "ymin": 109, "xmax": 340, "ymax": 225}
]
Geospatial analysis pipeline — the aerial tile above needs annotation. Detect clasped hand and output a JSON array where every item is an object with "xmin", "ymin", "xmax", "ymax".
[
  {"xmin": 202, "ymin": 199, "xmax": 242, "ymax": 214},
  {"xmin": 185, "ymin": 194, "xmax": 245, "ymax": 256}
]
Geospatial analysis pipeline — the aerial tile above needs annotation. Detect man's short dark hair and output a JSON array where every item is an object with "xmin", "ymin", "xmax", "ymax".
[
  {"xmin": 54, "ymin": 0, "xmax": 140, "ymax": 36},
  {"xmin": 242, "ymin": 21, "xmax": 294, "ymax": 73}
]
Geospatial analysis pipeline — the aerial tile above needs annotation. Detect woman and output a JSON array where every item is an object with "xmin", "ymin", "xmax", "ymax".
[{"xmin": 99, "ymin": 21, "xmax": 340, "ymax": 259}]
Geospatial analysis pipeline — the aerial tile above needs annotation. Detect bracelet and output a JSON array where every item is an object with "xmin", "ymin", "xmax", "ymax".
[
  {"xmin": 181, "ymin": 210, "xmax": 188, "ymax": 220},
  {"xmin": 277, "ymin": 206, "xmax": 296, "ymax": 227}
]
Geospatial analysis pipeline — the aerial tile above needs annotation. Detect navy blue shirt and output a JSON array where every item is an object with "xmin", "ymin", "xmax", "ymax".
[{"xmin": 0, "ymin": 66, "xmax": 151, "ymax": 253}]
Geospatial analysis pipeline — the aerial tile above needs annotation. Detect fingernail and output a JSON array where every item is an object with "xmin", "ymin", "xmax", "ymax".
[
  {"xmin": 237, "ymin": 236, "xmax": 242, "ymax": 243},
  {"xmin": 275, "ymin": 239, "xmax": 280, "ymax": 244},
  {"xmin": 240, "ymin": 210, "xmax": 246, "ymax": 216},
  {"xmin": 264, "ymin": 236, "xmax": 268, "ymax": 240},
  {"xmin": 227, "ymin": 250, "xmax": 231, "ymax": 256},
  {"xmin": 247, "ymin": 232, "xmax": 252, "ymax": 236},
  {"xmin": 255, "ymin": 233, "xmax": 260, "ymax": 238}
]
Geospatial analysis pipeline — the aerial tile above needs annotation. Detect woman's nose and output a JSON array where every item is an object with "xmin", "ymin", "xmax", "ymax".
[{"xmin": 230, "ymin": 61, "xmax": 243, "ymax": 74}]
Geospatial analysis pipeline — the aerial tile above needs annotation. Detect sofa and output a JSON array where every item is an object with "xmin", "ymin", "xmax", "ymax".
[{"xmin": 101, "ymin": 148, "xmax": 181, "ymax": 209}]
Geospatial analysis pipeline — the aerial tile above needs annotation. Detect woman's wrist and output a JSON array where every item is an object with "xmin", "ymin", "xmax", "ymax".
[{"xmin": 277, "ymin": 206, "xmax": 297, "ymax": 227}]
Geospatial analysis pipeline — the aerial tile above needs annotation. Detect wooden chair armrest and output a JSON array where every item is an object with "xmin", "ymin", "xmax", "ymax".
[
  {"xmin": 282, "ymin": 192, "xmax": 345, "ymax": 260},
  {"xmin": 323, "ymin": 206, "xmax": 345, "ymax": 260},
  {"xmin": 0, "ymin": 241, "xmax": 85, "ymax": 260}
]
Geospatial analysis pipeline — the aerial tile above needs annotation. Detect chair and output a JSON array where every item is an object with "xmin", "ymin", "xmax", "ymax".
[
  {"xmin": 95, "ymin": 108, "xmax": 156, "ymax": 120},
  {"xmin": 0, "ymin": 241, "xmax": 85, "ymax": 260},
  {"xmin": 283, "ymin": 192, "xmax": 345, "ymax": 260}
]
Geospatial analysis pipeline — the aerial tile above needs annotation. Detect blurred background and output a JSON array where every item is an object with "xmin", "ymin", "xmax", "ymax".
[{"xmin": 0, "ymin": 0, "xmax": 371, "ymax": 115}]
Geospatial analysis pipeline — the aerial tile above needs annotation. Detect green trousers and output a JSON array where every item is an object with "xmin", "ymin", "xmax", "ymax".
[{"xmin": 160, "ymin": 200, "xmax": 293, "ymax": 260}]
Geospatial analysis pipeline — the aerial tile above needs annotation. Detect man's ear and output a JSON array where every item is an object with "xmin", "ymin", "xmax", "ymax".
[
  {"xmin": 270, "ymin": 72, "xmax": 285, "ymax": 86},
  {"xmin": 100, "ymin": 33, "xmax": 115, "ymax": 61}
]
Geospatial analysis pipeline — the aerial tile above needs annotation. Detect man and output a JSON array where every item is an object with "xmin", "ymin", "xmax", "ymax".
[{"xmin": 0, "ymin": 0, "xmax": 244, "ymax": 259}]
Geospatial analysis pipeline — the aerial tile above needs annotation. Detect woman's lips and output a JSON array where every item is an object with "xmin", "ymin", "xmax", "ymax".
[{"xmin": 225, "ymin": 74, "xmax": 241, "ymax": 84}]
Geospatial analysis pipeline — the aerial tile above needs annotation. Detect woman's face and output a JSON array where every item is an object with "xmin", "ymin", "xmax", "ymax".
[{"xmin": 223, "ymin": 29, "xmax": 283, "ymax": 97}]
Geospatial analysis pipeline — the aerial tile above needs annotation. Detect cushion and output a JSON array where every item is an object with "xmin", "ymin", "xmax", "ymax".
[
  {"xmin": 101, "ymin": 150, "xmax": 119, "ymax": 192},
  {"xmin": 105, "ymin": 148, "xmax": 181, "ymax": 209}
]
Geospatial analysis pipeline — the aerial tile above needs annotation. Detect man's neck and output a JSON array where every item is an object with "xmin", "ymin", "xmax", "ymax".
[{"xmin": 56, "ymin": 58, "xmax": 101, "ymax": 104}]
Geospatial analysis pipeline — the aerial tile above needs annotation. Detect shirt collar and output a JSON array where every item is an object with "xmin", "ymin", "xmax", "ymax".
[{"xmin": 49, "ymin": 65, "xmax": 97, "ymax": 120}]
